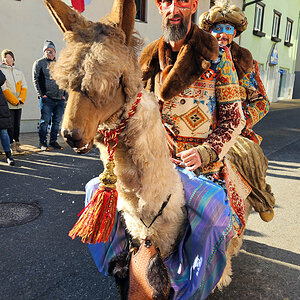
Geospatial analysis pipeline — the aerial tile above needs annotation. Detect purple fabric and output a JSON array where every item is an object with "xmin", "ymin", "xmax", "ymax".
[{"xmin": 87, "ymin": 168, "xmax": 234, "ymax": 299}]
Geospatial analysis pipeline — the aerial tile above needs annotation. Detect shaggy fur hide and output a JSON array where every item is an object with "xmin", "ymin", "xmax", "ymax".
[
  {"xmin": 109, "ymin": 249, "xmax": 170, "ymax": 300},
  {"xmin": 139, "ymin": 24, "xmax": 219, "ymax": 100},
  {"xmin": 96, "ymin": 90, "xmax": 186, "ymax": 258},
  {"xmin": 230, "ymin": 41, "xmax": 253, "ymax": 81}
]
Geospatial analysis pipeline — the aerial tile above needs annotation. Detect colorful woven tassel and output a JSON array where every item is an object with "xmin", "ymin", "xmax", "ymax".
[{"xmin": 69, "ymin": 160, "xmax": 118, "ymax": 243}]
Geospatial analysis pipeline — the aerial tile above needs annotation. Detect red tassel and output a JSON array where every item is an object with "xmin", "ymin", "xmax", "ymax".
[{"xmin": 69, "ymin": 160, "xmax": 118, "ymax": 243}]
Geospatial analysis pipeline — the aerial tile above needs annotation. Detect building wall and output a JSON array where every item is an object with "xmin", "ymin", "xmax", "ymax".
[
  {"xmin": 293, "ymin": 29, "xmax": 300, "ymax": 98},
  {"xmin": 0, "ymin": 0, "xmax": 242, "ymax": 132},
  {"xmin": 241, "ymin": 0, "xmax": 300, "ymax": 101}
]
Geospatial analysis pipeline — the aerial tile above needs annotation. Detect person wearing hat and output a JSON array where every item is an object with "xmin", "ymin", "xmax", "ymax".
[
  {"xmin": 199, "ymin": 0, "xmax": 270, "ymax": 145},
  {"xmin": 0, "ymin": 49, "xmax": 27, "ymax": 154},
  {"xmin": 199, "ymin": 0, "xmax": 275, "ymax": 221},
  {"xmin": 32, "ymin": 40, "xmax": 67, "ymax": 151}
]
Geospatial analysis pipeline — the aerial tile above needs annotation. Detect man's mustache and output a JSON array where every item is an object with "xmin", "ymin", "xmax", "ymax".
[{"xmin": 166, "ymin": 14, "xmax": 183, "ymax": 22}]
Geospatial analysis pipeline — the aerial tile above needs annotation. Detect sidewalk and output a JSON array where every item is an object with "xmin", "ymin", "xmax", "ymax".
[
  {"xmin": 0, "ymin": 132, "xmax": 68, "ymax": 159},
  {"xmin": 269, "ymin": 98, "xmax": 300, "ymax": 110}
]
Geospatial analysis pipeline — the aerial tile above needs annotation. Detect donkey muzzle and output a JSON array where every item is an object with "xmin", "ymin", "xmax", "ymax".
[{"xmin": 61, "ymin": 128, "xmax": 93, "ymax": 154}]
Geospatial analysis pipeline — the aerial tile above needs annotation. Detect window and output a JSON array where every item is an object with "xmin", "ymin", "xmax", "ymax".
[
  {"xmin": 271, "ymin": 10, "xmax": 282, "ymax": 42},
  {"xmin": 191, "ymin": 9, "xmax": 198, "ymax": 23},
  {"xmin": 253, "ymin": 2, "xmax": 265, "ymax": 37},
  {"xmin": 284, "ymin": 18, "xmax": 293, "ymax": 47},
  {"xmin": 135, "ymin": 0, "xmax": 146, "ymax": 22},
  {"xmin": 210, "ymin": 0, "xmax": 216, "ymax": 8}
]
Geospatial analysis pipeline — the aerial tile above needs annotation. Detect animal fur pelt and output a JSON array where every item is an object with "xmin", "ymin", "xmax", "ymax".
[
  {"xmin": 230, "ymin": 41, "xmax": 253, "ymax": 80},
  {"xmin": 139, "ymin": 23, "xmax": 219, "ymax": 100},
  {"xmin": 109, "ymin": 238, "xmax": 170, "ymax": 300}
]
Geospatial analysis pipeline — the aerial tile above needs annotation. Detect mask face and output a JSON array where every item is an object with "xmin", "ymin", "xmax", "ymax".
[
  {"xmin": 160, "ymin": 0, "xmax": 192, "ymax": 11},
  {"xmin": 212, "ymin": 23, "xmax": 235, "ymax": 35}
]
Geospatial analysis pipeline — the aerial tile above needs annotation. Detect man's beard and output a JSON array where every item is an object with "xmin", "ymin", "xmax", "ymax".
[{"xmin": 163, "ymin": 14, "xmax": 190, "ymax": 43}]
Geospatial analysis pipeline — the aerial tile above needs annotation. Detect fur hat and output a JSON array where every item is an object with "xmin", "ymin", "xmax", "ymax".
[
  {"xmin": 1, "ymin": 49, "xmax": 15, "ymax": 62},
  {"xmin": 198, "ymin": 0, "xmax": 247, "ymax": 37},
  {"xmin": 43, "ymin": 40, "xmax": 56, "ymax": 52}
]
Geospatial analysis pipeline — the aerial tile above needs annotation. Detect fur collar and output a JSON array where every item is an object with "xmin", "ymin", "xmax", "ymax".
[
  {"xmin": 230, "ymin": 41, "xmax": 253, "ymax": 80},
  {"xmin": 139, "ymin": 24, "xmax": 219, "ymax": 100}
]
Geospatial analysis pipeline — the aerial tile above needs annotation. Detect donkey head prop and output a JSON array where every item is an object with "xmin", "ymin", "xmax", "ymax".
[{"xmin": 43, "ymin": 0, "xmax": 142, "ymax": 154}]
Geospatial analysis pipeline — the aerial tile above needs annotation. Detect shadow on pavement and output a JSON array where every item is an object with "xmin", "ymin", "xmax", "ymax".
[{"xmin": 208, "ymin": 239, "xmax": 300, "ymax": 299}]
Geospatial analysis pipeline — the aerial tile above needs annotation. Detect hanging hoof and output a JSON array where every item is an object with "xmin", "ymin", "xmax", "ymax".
[{"xmin": 259, "ymin": 208, "xmax": 274, "ymax": 222}]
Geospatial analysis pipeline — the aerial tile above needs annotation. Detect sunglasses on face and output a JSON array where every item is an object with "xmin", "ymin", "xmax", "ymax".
[
  {"xmin": 160, "ymin": 0, "xmax": 191, "ymax": 10},
  {"xmin": 212, "ymin": 24, "xmax": 235, "ymax": 35}
]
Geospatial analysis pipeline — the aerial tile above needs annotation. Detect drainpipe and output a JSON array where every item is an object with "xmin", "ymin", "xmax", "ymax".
[{"xmin": 242, "ymin": 0, "xmax": 263, "ymax": 11}]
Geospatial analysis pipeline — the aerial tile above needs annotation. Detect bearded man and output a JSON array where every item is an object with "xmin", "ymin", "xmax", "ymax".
[
  {"xmin": 140, "ymin": 0, "xmax": 245, "ymax": 175},
  {"xmin": 140, "ymin": 0, "xmax": 252, "ymax": 224},
  {"xmin": 199, "ymin": 0, "xmax": 275, "ymax": 221}
]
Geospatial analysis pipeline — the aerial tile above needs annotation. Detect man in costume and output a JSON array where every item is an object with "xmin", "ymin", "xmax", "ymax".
[
  {"xmin": 140, "ymin": 0, "xmax": 245, "ymax": 176},
  {"xmin": 198, "ymin": 0, "xmax": 275, "ymax": 221},
  {"xmin": 199, "ymin": 0, "xmax": 269, "ymax": 145},
  {"xmin": 139, "ymin": 0, "xmax": 252, "ymax": 224}
]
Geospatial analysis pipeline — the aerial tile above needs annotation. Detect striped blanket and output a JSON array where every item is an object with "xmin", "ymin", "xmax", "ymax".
[{"xmin": 87, "ymin": 167, "xmax": 235, "ymax": 299}]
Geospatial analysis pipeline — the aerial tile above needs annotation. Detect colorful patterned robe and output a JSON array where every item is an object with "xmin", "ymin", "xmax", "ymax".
[
  {"xmin": 239, "ymin": 60, "xmax": 270, "ymax": 144},
  {"xmin": 160, "ymin": 46, "xmax": 245, "ymax": 174}
]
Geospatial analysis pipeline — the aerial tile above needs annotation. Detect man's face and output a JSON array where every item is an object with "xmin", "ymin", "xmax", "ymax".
[
  {"xmin": 157, "ymin": 0, "xmax": 198, "ymax": 43},
  {"xmin": 3, "ymin": 54, "xmax": 14, "ymax": 66},
  {"xmin": 44, "ymin": 48, "xmax": 56, "ymax": 60},
  {"xmin": 211, "ymin": 23, "xmax": 236, "ymax": 47}
]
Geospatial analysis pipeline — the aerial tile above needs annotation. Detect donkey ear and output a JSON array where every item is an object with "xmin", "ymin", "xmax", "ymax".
[
  {"xmin": 43, "ymin": 0, "xmax": 87, "ymax": 33},
  {"xmin": 109, "ymin": 0, "xmax": 136, "ymax": 45}
]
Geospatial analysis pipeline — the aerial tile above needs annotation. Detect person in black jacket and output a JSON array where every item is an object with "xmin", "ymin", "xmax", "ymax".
[
  {"xmin": 0, "ymin": 69, "xmax": 14, "ymax": 165},
  {"xmin": 32, "ymin": 40, "xmax": 66, "ymax": 150}
]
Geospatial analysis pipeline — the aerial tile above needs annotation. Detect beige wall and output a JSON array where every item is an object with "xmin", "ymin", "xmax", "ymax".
[{"xmin": 0, "ymin": 0, "xmax": 242, "ymax": 132}]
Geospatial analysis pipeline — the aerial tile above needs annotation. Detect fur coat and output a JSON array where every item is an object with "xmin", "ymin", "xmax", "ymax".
[
  {"xmin": 230, "ymin": 41, "xmax": 253, "ymax": 81},
  {"xmin": 139, "ymin": 23, "xmax": 219, "ymax": 100}
]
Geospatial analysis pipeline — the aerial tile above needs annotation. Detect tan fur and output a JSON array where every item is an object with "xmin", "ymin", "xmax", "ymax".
[
  {"xmin": 96, "ymin": 91, "xmax": 186, "ymax": 257},
  {"xmin": 44, "ymin": 0, "xmax": 250, "ymax": 291}
]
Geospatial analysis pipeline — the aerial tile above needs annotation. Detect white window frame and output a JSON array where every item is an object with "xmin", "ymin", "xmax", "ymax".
[
  {"xmin": 254, "ymin": 3, "xmax": 264, "ymax": 31},
  {"xmin": 272, "ymin": 11, "xmax": 281, "ymax": 38},
  {"xmin": 285, "ymin": 19, "xmax": 293, "ymax": 43}
]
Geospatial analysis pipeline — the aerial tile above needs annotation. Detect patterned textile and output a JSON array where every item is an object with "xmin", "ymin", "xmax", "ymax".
[
  {"xmin": 87, "ymin": 167, "xmax": 235, "ymax": 300},
  {"xmin": 161, "ymin": 46, "xmax": 244, "ymax": 169},
  {"xmin": 222, "ymin": 158, "xmax": 251, "ymax": 233},
  {"xmin": 226, "ymin": 136, "xmax": 275, "ymax": 213},
  {"xmin": 240, "ymin": 60, "xmax": 270, "ymax": 144}
]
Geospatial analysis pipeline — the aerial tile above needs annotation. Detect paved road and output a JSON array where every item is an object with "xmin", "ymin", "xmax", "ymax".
[{"xmin": 1, "ymin": 100, "xmax": 300, "ymax": 299}]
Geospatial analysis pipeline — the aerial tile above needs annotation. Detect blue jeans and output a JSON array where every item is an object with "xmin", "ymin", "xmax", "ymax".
[
  {"xmin": 0, "ymin": 129, "xmax": 11, "ymax": 152},
  {"xmin": 39, "ymin": 97, "xmax": 65, "ymax": 145}
]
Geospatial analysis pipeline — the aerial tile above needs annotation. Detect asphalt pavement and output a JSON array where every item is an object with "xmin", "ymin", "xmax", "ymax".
[{"xmin": 0, "ymin": 100, "xmax": 300, "ymax": 300}]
